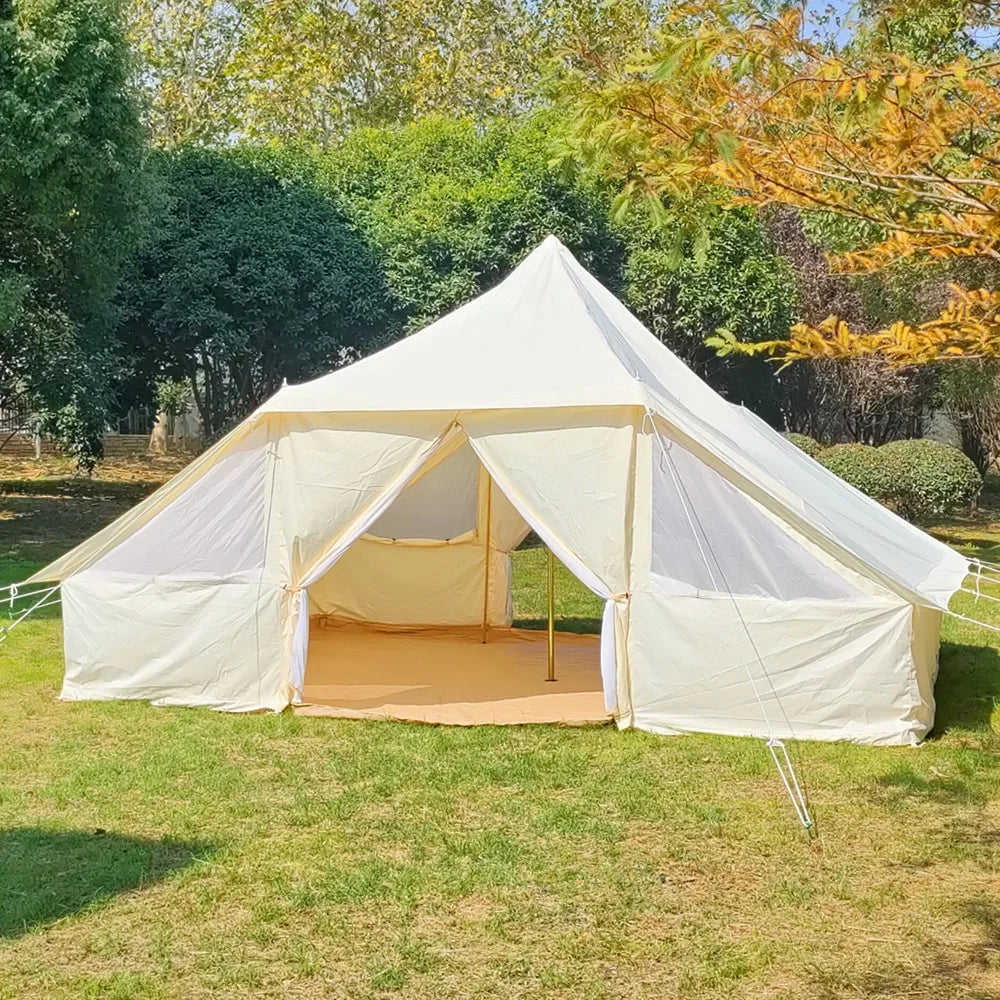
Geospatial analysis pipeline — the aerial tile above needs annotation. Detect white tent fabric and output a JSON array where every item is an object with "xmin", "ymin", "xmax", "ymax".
[
  {"xmin": 29, "ymin": 236, "xmax": 968, "ymax": 743},
  {"xmin": 369, "ymin": 441, "xmax": 480, "ymax": 542},
  {"xmin": 649, "ymin": 424, "xmax": 860, "ymax": 601},
  {"xmin": 94, "ymin": 430, "xmax": 269, "ymax": 579}
]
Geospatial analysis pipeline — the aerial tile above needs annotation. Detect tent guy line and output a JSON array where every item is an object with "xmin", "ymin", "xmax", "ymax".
[
  {"xmin": 598, "ymin": 302, "xmax": 815, "ymax": 829},
  {"xmin": 647, "ymin": 409, "xmax": 815, "ymax": 832},
  {"xmin": 0, "ymin": 584, "xmax": 60, "ymax": 643}
]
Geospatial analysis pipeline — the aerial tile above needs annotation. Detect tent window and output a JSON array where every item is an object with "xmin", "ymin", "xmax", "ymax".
[
  {"xmin": 95, "ymin": 441, "xmax": 267, "ymax": 577},
  {"xmin": 650, "ymin": 431, "xmax": 859, "ymax": 601},
  {"xmin": 368, "ymin": 441, "xmax": 479, "ymax": 541}
]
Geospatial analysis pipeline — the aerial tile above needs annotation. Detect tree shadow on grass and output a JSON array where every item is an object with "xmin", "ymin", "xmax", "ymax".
[
  {"xmin": 824, "ymin": 899, "xmax": 1000, "ymax": 996},
  {"xmin": 0, "ymin": 827, "xmax": 213, "ymax": 940},
  {"xmin": 874, "ymin": 764, "xmax": 984, "ymax": 806},
  {"xmin": 868, "ymin": 643, "xmax": 1000, "ymax": 810},
  {"xmin": 933, "ymin": 640, "xmax": 1000, "ymax": 737},
  {"xmin": 928, "ymin": 519, "xmax": 1000, "ymax": 561},
  {"xmin": 0, "ymin": 477, "xmax": 160, "ymax": 502},
  {"xmin": 0, "ymin": 493, "xmax": 136, "ymax": 571},
  {"xmin": 932, "ymin": 899, "xmax": 1000, "ymax": 986}
]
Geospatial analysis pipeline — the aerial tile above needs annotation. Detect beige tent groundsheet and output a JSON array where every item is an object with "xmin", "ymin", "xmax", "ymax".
[{"xmin": 296, "ymin": 619, "xmax": 608, "ymax": 725}]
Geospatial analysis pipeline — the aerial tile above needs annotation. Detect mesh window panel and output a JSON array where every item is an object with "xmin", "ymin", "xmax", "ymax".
[{"xmin": 650, "ymin": 430, "xmax": 858, "ymax": 600}]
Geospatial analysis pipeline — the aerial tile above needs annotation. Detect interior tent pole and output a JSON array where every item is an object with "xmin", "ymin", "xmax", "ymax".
[
  {"xmin": 546, "ymin": 548, "xmax": 556, "ymax": 682},
  {"xmin": 482, "ymin": 474, "xmax": 492, "ymax": 644}
]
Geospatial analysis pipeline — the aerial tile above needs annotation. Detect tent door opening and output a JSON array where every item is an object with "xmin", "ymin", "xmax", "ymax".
[{"xmin": 294, "ymin": 439, "xmax": 610, "ymax": 725}]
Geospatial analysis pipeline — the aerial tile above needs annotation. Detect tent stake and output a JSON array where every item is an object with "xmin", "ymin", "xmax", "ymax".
[
  {"xmin": 482, "ymin": 475, "xmax": 492, "ymax": 643},
  {"xmin": 546, "ymin": 548, "xmax": 556, "ymax": 681}
]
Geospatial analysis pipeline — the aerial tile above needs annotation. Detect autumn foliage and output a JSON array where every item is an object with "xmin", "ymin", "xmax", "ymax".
[
  {"xmin": 572, "ymin": 2, "xmax": 1000, "ymax": 364},
  {"xmin": 709, "ymin": 287, "xmax": 1000, "ymax": 367}
]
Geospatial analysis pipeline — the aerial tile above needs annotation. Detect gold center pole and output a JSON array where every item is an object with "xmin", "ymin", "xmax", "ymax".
[
  {"xmin": 481, "ymin": 475, "xmax": 492, "ymax": 644},
  {"xmin": 546, "ymin": 547, "xmax": 556, "ymax": 681}
]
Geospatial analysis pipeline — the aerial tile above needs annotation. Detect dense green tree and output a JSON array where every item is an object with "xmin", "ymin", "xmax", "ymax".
[
  {"xmin": 315, "ymin": 114, "xmax": 623, "ymax": 331},
  {"xmin": 0, "ymin": 0, "xmax": 146, "ymax": 465},
  {"xmin": 115, "ymin": 147, "xmax": 393, "ymax": 438},
  {"xmin": 128, "ymin": 0, "xmax": 670, "ymax": 147},
  {"xmin": 316, "ymin": 114, "xmax": 795, "ymax": 418},
  {"xmin": 617, "ymin": 205, "xmax": 795, "ymax": 418},
  {"xmin": 116, "ymin": 115, "xmax": 800, "ymax": 437}
]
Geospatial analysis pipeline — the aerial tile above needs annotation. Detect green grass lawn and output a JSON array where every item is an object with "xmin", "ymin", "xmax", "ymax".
[{"xmin": 0, "ymin": 457, "xmax": 999, "ymax": 999}]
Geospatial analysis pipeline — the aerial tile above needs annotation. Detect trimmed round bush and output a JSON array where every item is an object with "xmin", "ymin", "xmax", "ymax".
[
  {"xmin": 817, "ymin": 443, "xmax": 892, "ymax": 502},
  {"xmin": 877, "ymin": 438, "xmax": 981, "ymax": 520},
  {"xmin": 783, "ymin": 432, "xmax": 823, "ymax": 459}
]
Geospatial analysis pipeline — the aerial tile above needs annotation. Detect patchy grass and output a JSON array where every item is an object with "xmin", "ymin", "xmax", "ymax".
[
  {"xmin": 0, "ymin": 456, "xmax": 998, "ymax": 999},
  {"xmin": 0, "ymin": 454, "xmax": 187, "ymax": 584},
  {"xmin": 928, "ymin": 469, "xmax": 1000, "ymax": 563},
  {"xmin": 511, "ymin": 539, "xmax": 603, "ymax": 633}
]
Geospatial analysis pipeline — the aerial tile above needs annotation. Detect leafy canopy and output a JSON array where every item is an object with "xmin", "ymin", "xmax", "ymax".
[
  {"xmin": 128, "ymin": 0, "xmax": 672, "ymax": 146},
  {"xmin": 315, "ymin": 114, "xmax": 622, "ymax": 331},
  {"xmin": 567, "ymin": 0, "xmax": 1000, "ymax": 366},
  {"xmin": 115, "ymin": 146, "xmax": 393, "ymax": 439},
  {"xmin": 0, "ymin": 0, "xmax": 146, "ymax": 466},
  {"xmin": 114, "ymin": 112, "xmax": 801, "ymax": 435}
]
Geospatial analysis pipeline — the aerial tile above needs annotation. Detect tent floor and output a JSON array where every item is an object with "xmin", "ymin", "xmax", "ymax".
[{"xmin": 295, "ymin": 620, "xmax": 610, "ymax": 726}]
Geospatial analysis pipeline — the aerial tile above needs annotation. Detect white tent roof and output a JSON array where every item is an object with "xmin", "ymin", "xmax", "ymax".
[
  {"xmin": 259, "ymin": 234, "xmax": 966, "ymax": 611},
  {"xmin": 30, "ymin": 236, "xmax": 965, "ymax": 611},
  {"xmin": 262, "ymin": 235, "xmax": 648, "ymax": 413}
]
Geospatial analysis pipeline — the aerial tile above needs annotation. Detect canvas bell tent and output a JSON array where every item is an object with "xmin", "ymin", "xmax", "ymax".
[{"xmin": 24, "ymin": 235, "xmax": 970, "ymax": 744}]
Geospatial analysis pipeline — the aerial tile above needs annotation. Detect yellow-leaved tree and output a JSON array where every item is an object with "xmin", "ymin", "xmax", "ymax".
[
  {"xmin": 128, "ymin": 0, "xmax": 672, "ymax": 147},
  {"xmin": 568, "ymin": 0, "xmax": 1000, "ymax": 366}
]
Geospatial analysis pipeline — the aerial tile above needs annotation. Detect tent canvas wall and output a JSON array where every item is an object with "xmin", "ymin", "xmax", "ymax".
[{"xmin": 28, "ymin": 236, "xmax": 969, "ymax": 744}]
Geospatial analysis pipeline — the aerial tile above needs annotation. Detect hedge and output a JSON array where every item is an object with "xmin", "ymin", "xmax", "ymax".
[
  {"xmin": 878, "ymin": 438, "xmax": 981, "ymax": 520},
  {"xmin": 782, "ymin": 432, "xmax": 824, "ymax": 459},
  {"xmin": 816, "ymin": 443, "xmax": 891, "ymax": 502},
  {"xmin": 817, "ymin": 438, "xmax": 981, "ymax": 521}
]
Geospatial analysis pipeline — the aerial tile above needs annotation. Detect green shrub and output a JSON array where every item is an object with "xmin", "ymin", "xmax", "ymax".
[
  {"xmin": 783, "ymin": 432, "xmax": 823, "ymax": 459},
  {"xmin": 817, "ymin": 438, "xmax": 982, "ymax": 521},
  {"xmin": 878, "ymin": 439, "xmax": 982, "ymax": 520},
  {"xmin": 817, "ymin": 444, "xmax": 892, "ymax": 502}
]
